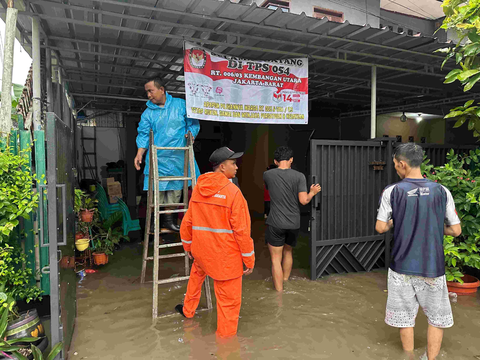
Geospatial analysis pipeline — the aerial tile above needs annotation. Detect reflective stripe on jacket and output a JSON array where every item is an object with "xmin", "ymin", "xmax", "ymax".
[{"xmin": 180, "ymin": 172, "xmax": 255, "ymax": 280}]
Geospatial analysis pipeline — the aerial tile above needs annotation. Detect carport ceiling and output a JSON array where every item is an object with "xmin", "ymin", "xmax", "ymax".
[{"xmin": 1, "ymin": 0, "xmax": 471, "ymax": 113}]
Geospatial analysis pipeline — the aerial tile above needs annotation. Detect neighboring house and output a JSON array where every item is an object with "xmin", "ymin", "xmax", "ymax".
[{"xmin": 253, "ymin": 0, "xmax": 455, "ymax": 42}]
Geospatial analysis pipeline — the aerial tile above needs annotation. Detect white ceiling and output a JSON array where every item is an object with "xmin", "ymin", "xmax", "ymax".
[{"xmin": 380, "ymin": 0, "xmax": 445, "ymax": 20}]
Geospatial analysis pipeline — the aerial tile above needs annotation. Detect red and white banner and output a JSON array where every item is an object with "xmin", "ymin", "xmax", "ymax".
[{"xmin": 184, "ymin": 42, "xmax": 308, "ymax": 124}]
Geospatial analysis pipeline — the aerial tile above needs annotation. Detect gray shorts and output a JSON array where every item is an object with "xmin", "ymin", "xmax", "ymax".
[
  {"xmin": 385, "ymin": 268, "xmax": 454, "ymax": 328},
  {"xmin": 159, "ymin": 190, "xmax": 182, "ymax": 205}
]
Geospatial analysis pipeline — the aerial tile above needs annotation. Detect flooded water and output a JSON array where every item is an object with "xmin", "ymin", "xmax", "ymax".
[{"xmin": 68, "ymin": 221, "xmax": 480, "ymax": 360}]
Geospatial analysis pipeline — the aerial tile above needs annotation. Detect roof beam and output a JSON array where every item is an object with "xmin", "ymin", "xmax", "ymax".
[
  {"xmin": 30, "ymin": 0, "xmax": 444, "ymax": 60},
  {"xmin": 24, "ymin": 0, "xmax": 446, "ymax": 64},
  {"xmin": 14, "ymin": 12, "xmax": 444, "ymax": 77}
]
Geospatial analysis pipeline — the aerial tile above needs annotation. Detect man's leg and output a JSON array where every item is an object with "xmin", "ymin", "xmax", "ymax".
[
  {"xmin": 426, "ymin": 325, "xmax": 443, "ymax": 359},
  {"xmin": 182, "ymin": 262, "xmax": 207, "ymax": 318},
  {"xmin": 399, "ymin": 327, "xmax": 414, "ymax": 354},
  {"xmin": 282, "ymin": 244, "xmax": 293, "ymax": 281},
  {"xmin": 214, "ymin": 276, "xmax": 242, "ymax": 338},
  {"xmin": 268, "ymin": 244, "xmax": 284, "ymax": 291}
]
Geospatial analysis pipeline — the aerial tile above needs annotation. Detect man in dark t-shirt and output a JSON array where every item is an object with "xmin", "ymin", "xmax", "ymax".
[
  {"xmin": 263, "ymin": 146, "xmax": 321, "ymax": 291},
  {"xmin": 376, "ymin": 143, "xmax": 461, "ymax": 360}
]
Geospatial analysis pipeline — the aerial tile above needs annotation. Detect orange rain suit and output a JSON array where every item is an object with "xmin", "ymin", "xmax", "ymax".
[{"xmin": 180, "ymin": 172, "xmax": 255, "ymax": 338}]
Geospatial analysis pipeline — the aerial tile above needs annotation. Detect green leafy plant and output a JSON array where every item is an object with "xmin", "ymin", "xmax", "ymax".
[
  {"xmin": 0, "ymin": 306, "xmax": 63, "ymax": 360},
  {"xmin": 92, "ymin": 212, "xmax": 128, "ymax": 255},
  {"xmin": 437, "ymin": 0, "xmax": 480, "ymax": 138},
  {"xmin": 74, "ymin": 188, "xmax": 97, "ymax": 213},
  {"xmin": 0, "ymin": 244, "xmax": 43, "ymax": 321},
  {"xmin": 0, "ymin": 148, "xmax": 39, "ymax": 244},
  {"xmin": 422, "ymin": 149, "xmax": 480, "ymax": 282}
]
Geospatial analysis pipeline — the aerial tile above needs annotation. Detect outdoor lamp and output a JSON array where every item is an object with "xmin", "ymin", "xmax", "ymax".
[{"xmin": 400, "ymin": 112, "xmax": 407, "ymax": 122}]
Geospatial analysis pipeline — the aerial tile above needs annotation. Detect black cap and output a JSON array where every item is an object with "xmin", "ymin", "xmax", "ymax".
[{"xmin": 209, "ymin": 147, "xmax": 243, "ymax": 166}]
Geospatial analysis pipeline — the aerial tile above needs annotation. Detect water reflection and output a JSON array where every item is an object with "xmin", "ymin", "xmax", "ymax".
[{"xmin": 68, "ymin": 242, "xmax": 480, "ymax": 360}]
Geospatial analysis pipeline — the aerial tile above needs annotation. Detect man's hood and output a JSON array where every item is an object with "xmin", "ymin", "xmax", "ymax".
[
  {"xmin": 196, "ymin": 172, "xmax": 231, "ymax": 197},
  {"xmin": 146, "ymin": 92, "xmax": 172, "ymax": 110}
]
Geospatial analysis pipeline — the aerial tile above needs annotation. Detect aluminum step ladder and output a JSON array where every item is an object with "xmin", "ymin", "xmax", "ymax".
[{"xmin": 140, "ymin": 131, "xmax": 213, "ymax": 319}]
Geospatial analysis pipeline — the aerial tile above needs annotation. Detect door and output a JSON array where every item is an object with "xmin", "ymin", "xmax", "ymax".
[
  {"xmin": 309, "ymin": 139, "xmax": 394, "ymax": 280},
  {"xmin": 46, "ymin": 112, "xmax": 76, "ymax": 359}
]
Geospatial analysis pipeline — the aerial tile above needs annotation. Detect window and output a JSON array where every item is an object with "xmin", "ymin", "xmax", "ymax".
[
  {"xmin": 313, "ymin": 7, "xmax": 344, "ymax": 23},
  {"xmin": 261, "ymin": 0, "xmax": 290, "ymax": 12}
]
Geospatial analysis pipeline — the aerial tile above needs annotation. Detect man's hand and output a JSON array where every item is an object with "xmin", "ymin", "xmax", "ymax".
[
  {"xmin": 310, "ymin": 184, "xmax": 321, "ymax": 196},
  {"xmin": 134, "ymin": 154, "xmax": 142, "ymax": 170},
  {"xmin": 187, "ymin": 251, "xmax": 193, "ymax": 260},
  {"xmin": 134, "ymin": 148, "xmax": 146, "ymax": 171},
  {"xmin": 243, "ymin": 267, "xmax": 253, "ymax": 276},
  {"xmin": 185, "ymin": 131, "xmax": 194, "ymax": 143}
]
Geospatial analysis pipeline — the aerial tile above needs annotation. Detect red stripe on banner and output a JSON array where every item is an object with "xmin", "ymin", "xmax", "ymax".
[{"xmin": 184, "ymin": 49, "xmax": 308, "ymax": 94}]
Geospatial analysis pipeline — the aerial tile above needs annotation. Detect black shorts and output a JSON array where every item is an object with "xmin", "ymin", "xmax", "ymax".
[{"xmin": 266, "ymin": 225, "xmax": 299, "ymax": 247}]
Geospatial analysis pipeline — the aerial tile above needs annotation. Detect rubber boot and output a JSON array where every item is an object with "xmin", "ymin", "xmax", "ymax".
[{"xmin": 163, "ymin": 213, "xmax": 180, "ymax": 232}]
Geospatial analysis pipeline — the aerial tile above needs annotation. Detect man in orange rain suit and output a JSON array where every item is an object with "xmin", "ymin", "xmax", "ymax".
[{"xmin": 175, "ymin": 146, "xmax": 255, "ymax": 338}]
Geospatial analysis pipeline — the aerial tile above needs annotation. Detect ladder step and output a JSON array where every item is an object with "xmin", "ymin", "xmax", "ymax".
[
  {"xmin": 84, "ymin": 152, "xmax": 96, "ymax": 155},
  {"xmin": 158, "ymin": 253, "xmax": 186, "ymax": 260},
  {"xmin": 153, "ymin": 146, "xmax": 189, "ymax": 150},
  {"xmin": 83, "ymin": 166, "xmax": 97, "ymax": 169},
  {"xmin": 147, "ymin": 228, "xmax": 178, "ymax": 235},
  {"xmin": 157, "ymin": 176, "xmax": 193, "ymax": 181},
  {"xmin": 157, "ymin": 276, "xmax": 190, "ymax": 285},
  {"xmin": 145, "ymin": 252, "xmax": 185, "ymax": 261},
  {"xmin": 158, "ymin": 209, "xmax": 187, "ymax": 214},
  {"xmin": 159, "ymin": 242, "xmax": 183, "ymax": 249},
  {"xmin": 152, "ymin": 203, "xmax": 187, "ymax": 208},
  {"xmin": 82, "ymin": 137, "xmax": 96, "ymax": 140}
]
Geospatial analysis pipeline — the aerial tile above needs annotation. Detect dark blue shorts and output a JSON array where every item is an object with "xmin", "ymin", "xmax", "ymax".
[{"xmin": 266, "ymin": 225, "xmax": 299, "ymax": 247}]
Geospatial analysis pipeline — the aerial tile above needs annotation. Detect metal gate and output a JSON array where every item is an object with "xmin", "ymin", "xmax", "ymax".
[
  {"xmin": 309, "ymin": 139, "xmax": 478, "ymax": 280},
  {"xmin": 309, "ymin": 139, "xmax": 394, "ymax": 280},
  {"xmin": 46, "ymin": 112, "xmax": 76, "ymax": 359}
]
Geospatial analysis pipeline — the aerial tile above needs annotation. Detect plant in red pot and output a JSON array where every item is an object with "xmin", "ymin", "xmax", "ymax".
[
  {"xmin": 423, "ymin": 150, "xmax": 480, "ymax": 295},
  {"xmin": 74, "ymin": 189, "xmax": 97, "ymax": 223},
  {"xmin": 91, "ymin": 212, "xmax": 128, "ymax": 266}
]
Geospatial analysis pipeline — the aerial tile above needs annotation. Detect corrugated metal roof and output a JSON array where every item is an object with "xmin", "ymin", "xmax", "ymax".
[{"xmin": 1, "ymin": 0, "xmax": 469, "ymax": 113}]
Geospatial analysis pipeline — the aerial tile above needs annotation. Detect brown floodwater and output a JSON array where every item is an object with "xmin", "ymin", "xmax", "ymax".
[{"xmin": 68, "ymin": 220, "xmax": 480, "ymax": 360}]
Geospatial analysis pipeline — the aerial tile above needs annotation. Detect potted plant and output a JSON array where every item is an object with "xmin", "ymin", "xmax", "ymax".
[
  {"xmin": 422, "ymin": 150, "xmax": 480, "ymax": 294},
  {"xmin": 91, "ymin": 212, "xmax": 128, "ymax": 265},
  {"xmin": 74, "ymin": 188, "xmax": 97, "ymax": 223},
  {"xmin": 0, "ymin": 244, "xmax": 45, "ymax": 348},
  {"xmin": 0, "ymin": 306, "xmax": 63, "ymax": 360}
]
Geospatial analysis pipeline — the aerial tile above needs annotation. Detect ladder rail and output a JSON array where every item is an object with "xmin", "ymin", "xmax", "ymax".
[{"xmin": 141, "ymin": 131, "xmax": 213, "ymax": 319}]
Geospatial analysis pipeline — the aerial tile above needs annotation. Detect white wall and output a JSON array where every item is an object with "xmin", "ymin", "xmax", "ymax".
[
  {"xmin": 77, "ymin": 126, "xmax": 127, "ymax": 183},
  {"xmin": 379, "ymin": 9, "xmax": 436, "ymax": 35},
  {"xmin": 254, "ymin": 0, "xmax": 381, "ymax": 27}
]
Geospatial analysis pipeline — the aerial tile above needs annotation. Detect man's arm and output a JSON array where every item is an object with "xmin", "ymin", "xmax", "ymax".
[
  {"xmin": 298, "ymin": 184, "xmax": 321, "ymax": 205},
  {"xmin": 444, "ymin": 224, "xmax": 461, "ymax": 237},
  {"xmin": 180, "ymin": 207, "xmax": 194, "ymax": 259},
  {"xmin": 185, "ymin": 115, "xmax": 200, "ymax": 139},
  {"xmin": 376, "ymin": 219, "xmax": 393, "ymax": 234},
  {"xmin": 443, "ymin": 186, "xmax": 462, "ymax": 238},
  {"xmin": 230, "ymin": 193, "xmax": 255, "ymax": 274},
  {"xmin": 134, "ymin": 113, "xmax": 151, "ymax": 170},
  {"xmin": 376, "ymin": 186, "xmax": 394, "ymax": 234}
]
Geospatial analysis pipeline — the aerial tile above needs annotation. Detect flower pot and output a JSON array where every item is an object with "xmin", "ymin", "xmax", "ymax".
[
  {"xmin": 447, "ymin": 274, "xmax": 480, "ymax": 295},
  {"xmin": 75, "ymin": 238, "xmax": 90, "ymax": 251},
  {"xmin": 92, "ymin": 252, "xmax": 109, "ymax": 265},
  {"xmin": 6, "ymin": 309, "xmax": 46, "ymax": 345},
  {"xmin": 80, "ymin": 209, "xmax": 94, "ymax": 222},
  {"xmin": 75, "ymin": 231, "xmax": 87, "ymax": 240}
]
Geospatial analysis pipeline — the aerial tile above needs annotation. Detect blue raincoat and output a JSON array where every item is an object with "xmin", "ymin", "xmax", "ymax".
[{"xmin": 136, "ymin": 93, "xmax": 201, "ymax": 191}]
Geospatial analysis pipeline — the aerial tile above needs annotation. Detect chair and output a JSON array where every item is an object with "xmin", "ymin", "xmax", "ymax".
[
  {"xmin": 95, "ymin": 183, "xmax": 121, "ymax": 221},
  {"xmin": 116, "ymin": 198, "xmax": 141, "ymax": 236}
]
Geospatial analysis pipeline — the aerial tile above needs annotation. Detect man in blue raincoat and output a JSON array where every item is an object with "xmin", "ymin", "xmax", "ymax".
[{"xmin": 135, "ymin": 78, "xmax": 200, "ymax": 232}]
